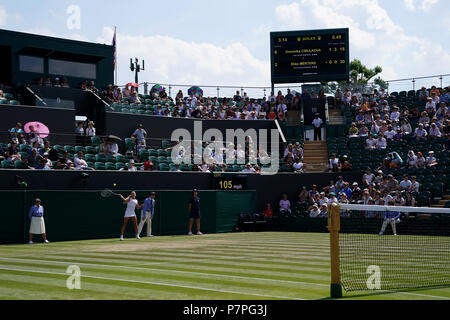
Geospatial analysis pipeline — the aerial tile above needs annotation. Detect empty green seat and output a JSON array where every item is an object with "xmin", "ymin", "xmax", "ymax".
[
  {"xmin": 138, "ymin": 149, "xmax": 149, "ymax": 161},
  {"xmin": 64, "ymin": 145, "xmax": 75, "ymax": 153},
  {"xmin": 91, "ymin": 136, "xmax": 102, "ymax": 146},
  {"xmin": 105, "ymin": 162, "xmax": 116, "ymax": 170},
  {"xmin": 116, "ymin": 155, "xmax": 127, "ymax": 163},
  {"xmin": 84, "ymin": 154, "xmax": 95, "ymax": 162},
  {"xmin": 95, "ymin": 154, "xmax": 106, "ymax": 162},
  {"xmin": 74, "ymin": 146, "xmax": 85, "ymax": 153},
  {"xmin": 1, "ymin": 160, "xmax": 14, "ymax": 169},
  {"xmin": 115, "ymin": 162, "xmax": 125, "ymax": 170},
  {"xmin": 94, "ymin": 162, "xmax": 105, "ymax": 170}
]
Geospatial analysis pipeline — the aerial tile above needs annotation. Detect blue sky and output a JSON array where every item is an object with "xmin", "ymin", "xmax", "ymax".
[{"xmin": 0, "ymin": 0, "xmax": 449, "ymax": 95}]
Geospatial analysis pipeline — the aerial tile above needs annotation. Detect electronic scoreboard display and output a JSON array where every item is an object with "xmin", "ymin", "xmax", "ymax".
[
  {"xmin": 270, "ymin": 28, "xmax": 349, "ymax": 83},
  {"xmin": 212, "ymin": 173, "xmax": 248, "ymax": 191}
]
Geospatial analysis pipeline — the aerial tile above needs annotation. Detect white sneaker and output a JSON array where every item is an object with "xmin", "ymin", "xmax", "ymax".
[
  {"xmin": 197, "ymin": 232, "xmax": 203, "ymax": 235},
  {"xmin": 379, "ymin": 232, "xmax": 383, "ymax": 236},
  {"xmin": 136, "ymin": 235, "xmax": 141, "ymax": 240},
  {"xmin": 120, "ymin": 235, "xmax": 124, "ymax": 241},
  {"xmin": 188, "ymin": 232, "xmax": 193, "ymax": 236},
  {"xmin": 147, "ymin": 235, "xmax": 154, "ymax": 237},
  {"xmin": 28, "ymin": 241, "xmax": 33, "ymax": 244},
  {"xmin": 44, "ymin": 240, "xmax": 50, "ymax": 243}
]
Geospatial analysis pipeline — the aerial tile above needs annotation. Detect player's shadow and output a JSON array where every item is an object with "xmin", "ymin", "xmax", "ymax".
[{"xmin": 320, "ymin": 285, "xmax": 450, "ymax": 300}]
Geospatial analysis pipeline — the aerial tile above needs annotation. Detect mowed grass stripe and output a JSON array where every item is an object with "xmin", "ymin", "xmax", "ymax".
[
  {"xmin": 0, "ymin": 267, "xmax": 308, "ymax": 300},
  {"xmin": 0, "ymin": 262, "xmax": 325, "ymax": 298},
  {"xmin": 0, "ymin": 257, "xmax": 330, "ymax": 287}
]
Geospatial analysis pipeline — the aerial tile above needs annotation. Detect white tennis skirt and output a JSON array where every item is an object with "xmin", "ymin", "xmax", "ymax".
[
  {"xmin": 30, "ymin": 216, "xmax": 46, "ymax": 234},
  {"xmin": 124, "ymin": 211, "xmax": 136, "ymax": 218}
]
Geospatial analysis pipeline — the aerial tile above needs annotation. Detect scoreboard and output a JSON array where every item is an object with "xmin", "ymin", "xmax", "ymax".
[{"xmin": 270, "ymin": 28, "xmax": 349, "ymax": 83}]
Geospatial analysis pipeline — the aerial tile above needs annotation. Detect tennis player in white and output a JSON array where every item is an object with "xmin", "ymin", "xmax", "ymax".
[
  {"xmin": 138, "ymin": 192, "xmax": 156, "ymax": 237},
  {"xmin": 119, "ymin": 191, "xmax": 143, "ymax": 241}
]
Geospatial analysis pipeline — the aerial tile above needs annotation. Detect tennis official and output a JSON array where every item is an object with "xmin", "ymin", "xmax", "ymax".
[
  {"xmin": 138, "ymin": 192, "xmax": 156, "ymax": 237},
  {"xmin": 28, "ymin": 198, "xmax": 49, "ymax": 244},
  {"xmin": 188, "ymin": 189, "xmax": 202, "ymax": 236}
]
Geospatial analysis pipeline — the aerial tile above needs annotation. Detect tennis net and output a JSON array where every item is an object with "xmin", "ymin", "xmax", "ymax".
[{"xmin": 334, "ymin": 203, "xmax": 450, "ymax": 292}]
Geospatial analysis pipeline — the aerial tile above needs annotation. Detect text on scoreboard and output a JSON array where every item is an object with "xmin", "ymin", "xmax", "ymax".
[{"xmin": 270, "ymin": 28, "xmax": 349, "ymax": 83}]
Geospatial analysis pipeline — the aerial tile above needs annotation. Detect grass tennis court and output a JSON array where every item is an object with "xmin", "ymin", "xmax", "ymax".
[{"xmin": 0, "ymin": 232, "xmax": 449, "ymax": 300}]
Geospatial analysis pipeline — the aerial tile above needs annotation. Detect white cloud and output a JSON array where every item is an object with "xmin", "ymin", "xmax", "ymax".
[
  {"xmin": 97, "ymin": 27, "xmax": 270, "ymax": 91},
  {"xmin": 0, "ymin": 5, "xmax": 7, "ymax": 27},
  {"xmin": 404, "ymin": 0, "xmax": 415, "ymax": 11},
  {"xmin": 420, "ymin": 0, "xmax": 439, "ymax": 12},
  {"xmin": 275, "ymin": 3, "xmax": 304, "ymax": 29},
  {"xmin": 443, "ymin": 17, "xmax": 450, "ymax": 31}
]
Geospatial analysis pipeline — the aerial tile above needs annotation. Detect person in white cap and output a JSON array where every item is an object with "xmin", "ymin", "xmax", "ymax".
[{"xmin": 28, "ymin": 198, "xmax": 49, "ymax": 244}]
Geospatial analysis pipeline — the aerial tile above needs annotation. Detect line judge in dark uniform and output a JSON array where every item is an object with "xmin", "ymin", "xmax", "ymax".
[{"xmin": 188, "ymin": 189, "xmax": 202, "ymax": 235}]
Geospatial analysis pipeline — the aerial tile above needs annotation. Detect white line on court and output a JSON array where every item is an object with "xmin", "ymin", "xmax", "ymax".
[{"xmin": 0, "ymin": 266, "xmax": 304, "ymax": 300}]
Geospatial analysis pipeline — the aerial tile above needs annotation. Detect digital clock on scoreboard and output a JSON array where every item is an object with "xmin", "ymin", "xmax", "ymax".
[
  {"xmin": 213, "ymin": 173, "xmax": 248, "ymax": 190},
  {"xmin": 270, "ymin": 28, "xmax": 349, "ymax": 83}
]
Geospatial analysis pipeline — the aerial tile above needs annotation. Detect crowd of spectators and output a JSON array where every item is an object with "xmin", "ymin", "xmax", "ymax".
[
  {"xmin": 340, "ymin": 86, "xmax": 449, "ymax": 143},
  {"xmin": 274, "ymin": 169, "xmax": 421, "ymax": 219}
]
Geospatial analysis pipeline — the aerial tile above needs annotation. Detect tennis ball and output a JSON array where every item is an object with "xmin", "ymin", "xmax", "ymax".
[{"xmin": 113, "ymin": 183, "xmax": 117, "ymax": 187}]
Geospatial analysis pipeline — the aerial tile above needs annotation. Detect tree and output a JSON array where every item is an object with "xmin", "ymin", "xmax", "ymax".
[{"xmin": 349, "ymin": 59, "xmax": 383, "ymax": 84}]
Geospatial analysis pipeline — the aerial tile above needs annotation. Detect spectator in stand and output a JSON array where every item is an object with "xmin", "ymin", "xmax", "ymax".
[
  {"xmin": 99, "ymin": 138, "xmax": 108, "ymax": 155},
  {"xmin": 425, "ymin": 97, "xmax": 436, "ymax": 113},
  {"xmin": 85, "ymin": 121, "xmax": 96, "ymax": 137},
  {"xmin": 87, "ymin": 81, "xmax": 98, "ymax": 94},
  {"xmin": 340, "ymin": 182, "xmax": 352, "ymax": 200},
  {"xmin": 414, "ymin": 123, "xmax": 427, "ymax": 140},
  {"xmin": 130, "ymin": 91, "xmax": 141, "ymax": 104},
  {"xmin": 328, "ymin": 153, "xmax": 339, "ymax": 172},
  {"xmin": 404, "ymin": 192, "xmax": 416, "ymax": 207},
  {"xmin": 416, "ymin": 152, "xmax": 426, "ymax": 168},
  {"xmin": 335, "ymin": 88, "xmax": 343, "ymax": 108},
  {"xmin": 292, "ymin": 157, "xmax": 305, "ymax": 173},
  {"xmin": 264, "ymin": 203, "xmax": 273, "ymax": 219},
  {"xmin": 375, "ymin": 135, "xmax": 387, "ymax": 149},
  {"xmin": 419, "ymin": 111, "xmax": 430, "ymax": 128},
  {"xmin": 57, "ymin": 150, "xmax": 73, "ymax": 170},
  {"xmin": 122, "ymin": 84, "xmax": 131, "ymax": 98},
  {"xmin": 384, "ymin": 125, "xmax": 396, "ymax": 140},
  {"xmin": 386, "ymin": 174, "xmax": 399, "ymax": 192},
  {"xmin": 410, "ymin": 176, "xmax": 420, "ymax": 193},
  {"xmin": 349, "ymin": 182, "xmax": 362, "ymax": 203},
  {"xmin": 131, "ymin": 124, "xmax": 147, "ymax": 145},
  {"xmin": 61, "ymin": 78, "xmax": 70, "ymax": 88},
  {"xmin": 362, "ymin": 168, "xmax": 375, "ymax": 186},
  {"xmin": 340, "ymin": 155, "xmax": 352, "ymax": 171},
  {"xmin": 44, "ymin": 77, "xmax": 52, "ymax": 87},
  {"xmin": 27, "ymin": 125, "xmax": 43, "ymax": 147},
  {"xmin": 400, "ymin": 119, "xmax": 412, "ymax": 135},
  {"xmin": 399, "ymin": 174, "xmax": 412, "ymax": 191},
  {"xmin": 312, "ymin": 113, "xmax": 323, "ymax": 141},
  {"xmin": 107, "ymin": 139, "xmax": 119, "ymax": 156},
  {"xmin": 140, "ymin": 159, "xmax": 155, "ymax": 171},
  {"xmin": 426, "ymin": 151, "xmax": 438, "ymax": 167},
  {"xmin": 429, "ymin": 123, "xmax": 442, "ymax": 138},
  {"xmin": 113, "ymin": 86, "xmax": 122, "ymax": 102},
  {"xmin": 366, "ymin": 133, "xmax": 377, "ymax": 150},
  {"xmin": 279, "ymin": 194, "xmax": 291, "ymax": 215},
  {"xmin": 74, "ymin": 151, "xmax": 92, "ymax": 170},
  {"xmin": 75, "ymin": 122, "xmax": 85, "ymax": 136},
  {"xmin": 9, "ymin": 122, "xmax": 25, "ymax": 144},
  {"xmin": 242, "ymin": 163, "xmax": 256, "ymax": 173},
  {"xmin": 418, "ymin": 87, "xmax": 429, "ymax": 101},
  {"xmin": 53, "ymin": 78, "xmax": 61, "ymax": 88},
  {"xmin": 27, "ymin": 148, "xmax": 40, "ymax": 168},
  {"xmin": 348, "ymin": 123, "xmax": 359, "ymax": 138}
]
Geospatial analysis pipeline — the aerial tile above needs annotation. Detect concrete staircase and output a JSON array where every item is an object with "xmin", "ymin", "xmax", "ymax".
[
  {"xmin": 303, "ymin": 140, "xmax": 328, "ymax": 172},
  {"xmin": 328, "ymin": 109, "xmax": 345, "ymax": 125},
  {"xmin": 431, "ymin": 194, "xmax": 450, "ymax": 208}
]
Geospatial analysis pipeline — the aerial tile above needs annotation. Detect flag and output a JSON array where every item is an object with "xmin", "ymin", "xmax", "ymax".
[{"xmin": 112, "ymin": 27, "xmax": 117, "ymax": 70}]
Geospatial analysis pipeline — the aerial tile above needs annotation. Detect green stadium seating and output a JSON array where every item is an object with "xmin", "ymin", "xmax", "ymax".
[
  {"xmin": 95, "ymin": 154, "xmax": 106, "ymax": 162},
  {"xmin": 74, "ymin": 146, "xmax": 85, "ymax": 153},
  {"xmin": 14, "ymin": 160, "xmax": 27, "ymax": 169},
  {"xmin": 116, "ymin": 155, "xmax": 127, "ymax": 163},
  {"xmin": 138, "ymin": 149, "xmax": 149, "ymax": 162},
  {"xmin": 9, "ymin": 100, "xmax": 19, "ymax": 105},
  {"xmin": 1, "ymin": 160, "xmax": 13, "ymax": 169},
  {"xmin": 105, "ymin": 155, "xmax": 116, "ymax": 163},
  {"xmin": 94, "ymin": 162, "xmax": 105, "ymax": 170},
  {"xmin": 64, "ymin": 145, "xmax": 75, "ymax": 153},
  {"xmin": 115, "ymin": 162, "xmax": 125, "ymax": 170},
  {"xmin": 91, "ymin": 136, "xmax": 102, "ymax": 146},
  {"xmin": 105, "ymin": 162, "xmax": 116, "ymax": 170},
  {"xmin": 0, "ymin": 99, "xmax": 8, "ymax": 104},
  {"xmin": 84, "ymin": 154, "xmax": 95, "ymax": 162}
]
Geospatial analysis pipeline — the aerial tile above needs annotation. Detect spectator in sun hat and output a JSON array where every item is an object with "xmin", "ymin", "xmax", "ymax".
[
  {"xmin": 414, "ymin": 123, "xmax": 427, "ymax": 140},
  {"xmin": 429, "ymin": 122, "xmax": 442, "ymax": 138},
  {"xmin": 85, "ymin": 121, "xmax": 96, "ymax": 137}
]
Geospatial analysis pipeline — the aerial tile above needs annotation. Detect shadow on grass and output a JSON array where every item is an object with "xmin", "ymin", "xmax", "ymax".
[{"xmin": 320, "ymin": 285, "xmax": 450, "ymax": 300}]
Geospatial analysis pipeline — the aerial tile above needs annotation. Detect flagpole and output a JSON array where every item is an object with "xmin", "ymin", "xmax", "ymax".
[{"xmin": 114, "ymin": 26, "xmax": 117, "ymax": 86}]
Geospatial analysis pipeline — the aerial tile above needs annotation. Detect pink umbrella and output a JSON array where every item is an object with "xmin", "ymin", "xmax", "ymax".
[
  {"xmin": 24, "ymin": 122, "xmax": 50, "ymax": 138},
  {"xmin": 126, "ymin": 82, "xmax": 140, "ymax": 88}
]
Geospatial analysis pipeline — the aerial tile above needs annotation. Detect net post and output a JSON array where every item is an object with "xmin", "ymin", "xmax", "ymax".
[{"xmin": 328, "ymin": 202, "xmax": 342, "ymax": 298}]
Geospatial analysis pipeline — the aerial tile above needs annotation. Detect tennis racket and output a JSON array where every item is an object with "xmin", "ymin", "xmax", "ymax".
[{"xmin": 100, "ymin": 188, "xmax": 121, "ymax": 198}]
